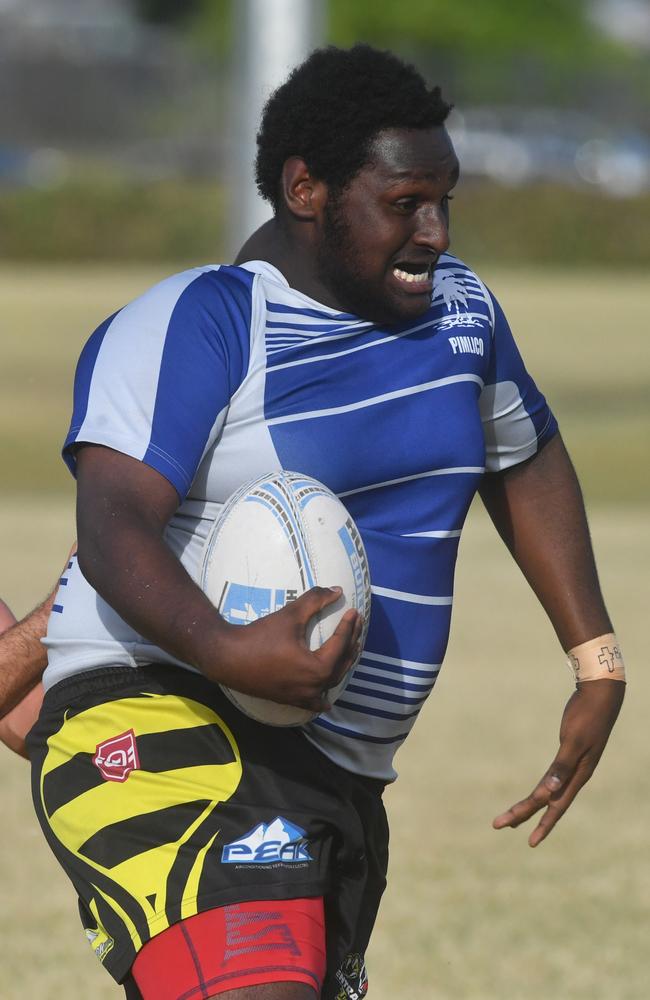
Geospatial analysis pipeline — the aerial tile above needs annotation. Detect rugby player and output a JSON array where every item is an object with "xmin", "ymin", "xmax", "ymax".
[{"xmin": 1, "ymin": 45, "xmax": 624, "ymax": 1000}]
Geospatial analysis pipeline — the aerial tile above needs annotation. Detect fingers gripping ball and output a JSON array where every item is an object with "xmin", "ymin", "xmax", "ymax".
[{"xmin": 200, "ymin": 471, "xmax": 371, "ymax": 725}]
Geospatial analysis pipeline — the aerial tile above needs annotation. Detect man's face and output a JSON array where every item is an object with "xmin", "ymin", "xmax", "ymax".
[{"xmin": 315, "ymin": 126, "xmax": 459, "ymax": 325}]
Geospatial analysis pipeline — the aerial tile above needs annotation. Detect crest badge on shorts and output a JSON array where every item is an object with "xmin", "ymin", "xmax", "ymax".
[{"xmin": 93, "ymin": 729, "xmax": 140, "ymax": 782}]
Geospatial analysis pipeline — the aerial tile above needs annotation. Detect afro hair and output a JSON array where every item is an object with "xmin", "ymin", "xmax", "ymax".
[{"xmin": 255, "ymin": 44, "xmax": 451, "ymax": 210}]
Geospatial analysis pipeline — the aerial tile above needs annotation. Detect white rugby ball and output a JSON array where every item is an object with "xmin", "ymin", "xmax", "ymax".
[{"xmin": 200, "ymin": 471, "xmax": 371, "ymax": 726}]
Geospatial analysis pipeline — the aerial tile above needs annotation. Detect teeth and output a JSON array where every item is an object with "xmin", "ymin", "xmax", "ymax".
[{"xmin": 393, "ymin": 267, "xmax": 429, "ymax": 284}]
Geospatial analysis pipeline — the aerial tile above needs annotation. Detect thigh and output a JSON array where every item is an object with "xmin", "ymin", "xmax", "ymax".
[
  {"xmin": 129, "ymin": 898, "xmax": 325, "ymax": 999},
  {"xmin": 125, "ymin": 976, "xmax": 316, "ymax": 999},
  {"xmin": 28, "ymin": 666, "xmax": 347, "ymax": 989},
  {"xmin": 211, "ymin": 985, "xmax": 316, "ymax": 999},
  {"xmin": 322, "ymin": 780, "xmax": 388, "ymax": 999}
]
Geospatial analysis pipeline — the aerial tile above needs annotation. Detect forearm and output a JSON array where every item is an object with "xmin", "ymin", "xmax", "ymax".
[
  {"xmin": 482, "ymin": 435, "xmax": 625, "ymax": 845},
  {"xmin": 479, "ymin": 433, "xmax": 611, "ymax": 650},
  {"xmin": 77, "ymin": 514, "xmax": 230, "ymax": 679},
  {"xmin": 75, "ymin": 445, "xmax": 359, "ymax": 710},
  {"xmin": 0, "ymin": 684, "xmax": 43, "ymax": 759},
  {"xmin": 0, "ymin": 595, "xmax": 53, "ymax": 717}
]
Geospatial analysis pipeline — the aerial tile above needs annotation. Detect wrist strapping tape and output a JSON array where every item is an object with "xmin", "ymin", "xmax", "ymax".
[{"xmin": 567, "ymin": 633, "xmax": 626, "ymax": 683}]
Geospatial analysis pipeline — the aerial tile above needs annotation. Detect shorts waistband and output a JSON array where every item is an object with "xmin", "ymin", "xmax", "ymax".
[
  {"xmin": 41, "ymin": 663, "xmax": 387, "ymax": 796},
  {"xmin": 42, "ymin": 663, "xmax": 190, "ymax": 707}
]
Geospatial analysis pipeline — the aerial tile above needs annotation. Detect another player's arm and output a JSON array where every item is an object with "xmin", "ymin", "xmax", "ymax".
[
  {"xmin": 478, "ymin": 432, "xmax": 624, "ymax": 847},
  {"xmin": 75, "ymin": 444, "xmax": 361, "ymax": 712},
  {"xmin": 0, "ymin": 595, "xmax": 51, "ymax": 713},
  {"xmin": 0, "ymin": 596, "xmax": 51, "ymax": 759},
  {"xmin": 0, "ymin": 544, "xmax": 78, "ymax": 758}
]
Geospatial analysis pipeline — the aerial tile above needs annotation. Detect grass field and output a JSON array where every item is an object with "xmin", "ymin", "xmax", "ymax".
[{"xmin": 1, "ymin": 266, "xmax": 648, "ymax": 999}]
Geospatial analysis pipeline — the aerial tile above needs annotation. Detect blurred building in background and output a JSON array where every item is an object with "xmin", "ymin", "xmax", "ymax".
[
  {"xmin": 0, "ymin": 0, "xmax": 648, "ymax": 263},
  {"xmin": 0, "ymin": 0, "xmax": 228, "ymax": 185},
  {"xmin": 591, "ymin": 0, "xmax": 650, "ymax": 47}
]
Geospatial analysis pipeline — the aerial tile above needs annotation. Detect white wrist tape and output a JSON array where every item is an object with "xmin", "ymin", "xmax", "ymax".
[{"xmin": 567, "ymin": 633, "xmax": 626, "ymax": 683}]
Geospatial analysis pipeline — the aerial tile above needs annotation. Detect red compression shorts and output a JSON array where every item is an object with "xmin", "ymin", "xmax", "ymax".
[{"xmin": 131, "ymin": 896, "xmax": 326, "ymax": 999}]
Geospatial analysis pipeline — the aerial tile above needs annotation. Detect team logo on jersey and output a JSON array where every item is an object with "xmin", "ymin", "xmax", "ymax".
[
  {"xmin": 93, "ymin": 729, "xmax": 140, "ymax": 782},
  {"xmin": 434, "ymin": 271, "xmax": 469, "ymax": 309},
  {"xmin": 438, "ymin": 313, "xmax": 483, "ymax": 332},
  {"xmin": 433, "ymin": 272, "xmax": 483, "ymax": 332},
  {"xmin": 222, "ymin": 817, "xmax": 312, "ymax": 865},
  {"xmin": 334, "ymin": 952, "xmax": 369, "ymax": 1000}
]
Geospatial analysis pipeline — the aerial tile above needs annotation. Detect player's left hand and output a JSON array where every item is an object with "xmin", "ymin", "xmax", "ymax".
[{"xmin": 492, "ymin": 678, "xmax": 624, "ymax": 847}]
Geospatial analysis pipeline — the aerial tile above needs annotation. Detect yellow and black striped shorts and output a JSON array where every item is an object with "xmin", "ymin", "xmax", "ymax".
[{"xmin": 28, "ymin": 665, "xmax": 388, "ymax": 992}]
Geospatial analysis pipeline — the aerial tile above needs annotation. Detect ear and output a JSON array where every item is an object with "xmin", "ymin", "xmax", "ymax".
[{"xmin": 280, "ymin": 157, "xmax": 328, "ymax": 220}]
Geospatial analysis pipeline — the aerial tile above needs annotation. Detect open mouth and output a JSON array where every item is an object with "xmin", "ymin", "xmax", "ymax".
[{"xmin": 391, "ymin": 261, "xmax": 434, "ymax": 289}]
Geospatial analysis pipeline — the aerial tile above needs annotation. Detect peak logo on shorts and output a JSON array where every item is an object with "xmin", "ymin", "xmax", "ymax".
[
  {"xmin": 449, "ymin": 334, "xmax": 484, "ymax": 356},
  {"xmin": 222, "ymin": 817, "xmax": 312, "ymax": 865},
  {"xmin": 93, "ymin": 729, "xmax": 140, "ymax": 782}
]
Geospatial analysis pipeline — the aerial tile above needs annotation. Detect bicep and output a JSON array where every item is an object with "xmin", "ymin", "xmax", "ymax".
[
  {"xmin": 76, "ymin": 445, "xmax": 181, "ymax": 540},
  {"xmin": 479, "ymin": 433, "xmax": 571, "ymax": 539}
]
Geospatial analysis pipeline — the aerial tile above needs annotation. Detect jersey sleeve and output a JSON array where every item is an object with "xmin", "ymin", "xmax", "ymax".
[
  {"xmin": 63, "ymin": 265, "xmax": 254, "ymax": 500},
  {"xmin": 479, "ymin": 289, "xmax": 558, "ymax": 472}
]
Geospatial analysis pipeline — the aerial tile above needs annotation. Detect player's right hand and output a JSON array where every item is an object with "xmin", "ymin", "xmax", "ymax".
[{"xmin": 208, "ymin": 586, "xmax": 363, "ymax": 711}]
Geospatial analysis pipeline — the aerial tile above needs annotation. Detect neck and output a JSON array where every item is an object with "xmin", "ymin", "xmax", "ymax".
[{"xmin": 234, "ymin": 217, "xmax": 343, "ymax": 311}]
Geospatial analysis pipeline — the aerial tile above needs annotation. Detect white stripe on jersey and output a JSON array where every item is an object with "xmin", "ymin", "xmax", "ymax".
[
  {"xmin": 370, "ymin": 586, "xmax": 453, "ymax": 606},
  {"xmin": 266, "ymin": 311, "xmax": 369, "ymax": 328},
  {"xmin": 401, "ymin": 529, "xmax": 462, "ymax": 538},
  {"xmin": 266, "ymin": 316, "xmax": 440, "ymax": 369},
  {"xmin": 361, "ymin": 650, "xmax": 441, "ymax": 674},
  {"xmin": 267, "ymin": 373, "xmax": 484, "ymax": 426},
  {"xmin": 269, "ymin": 331, "xmax": 406, "ymax": 369},
  {"xmin": 338, "ymin": 466, "xmax": 484, "ymax": 499},
  {"xmin": 266, "ymin": 318, "xmax": 369, "ymax": 334}
]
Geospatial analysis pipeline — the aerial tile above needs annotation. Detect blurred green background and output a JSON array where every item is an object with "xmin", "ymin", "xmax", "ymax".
[
  {"xmin": 1, "ymin": 0, "xmax": 650, "ymax": 267},
  {"xmin": 1, "ymin": 0, "xmax": 648, "ymax": 505},
  {"xmin": 1, "ymin": 3, "xmax": 649, "ymax": 999}
]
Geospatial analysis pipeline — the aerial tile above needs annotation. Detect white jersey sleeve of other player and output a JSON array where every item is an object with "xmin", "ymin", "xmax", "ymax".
[{"xmin": 44, "ymin": 255, "xmax": 558, "ymax": 781}]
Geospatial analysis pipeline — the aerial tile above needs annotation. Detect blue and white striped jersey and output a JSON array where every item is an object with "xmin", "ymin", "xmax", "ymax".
[{"xmin": 44, "ymin": 255, "xmax": 557, "ymax": 780}]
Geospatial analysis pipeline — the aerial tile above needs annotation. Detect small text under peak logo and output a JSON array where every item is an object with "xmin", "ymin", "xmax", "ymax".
[{"xmin": 93, "ymin": 729, "xmax": 140, "ymax": 782}]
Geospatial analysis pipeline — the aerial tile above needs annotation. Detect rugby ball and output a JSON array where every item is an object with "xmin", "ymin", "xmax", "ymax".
[{"xmin": 200, "ymin": 471, "xmax": 371, "ymax": 726}]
